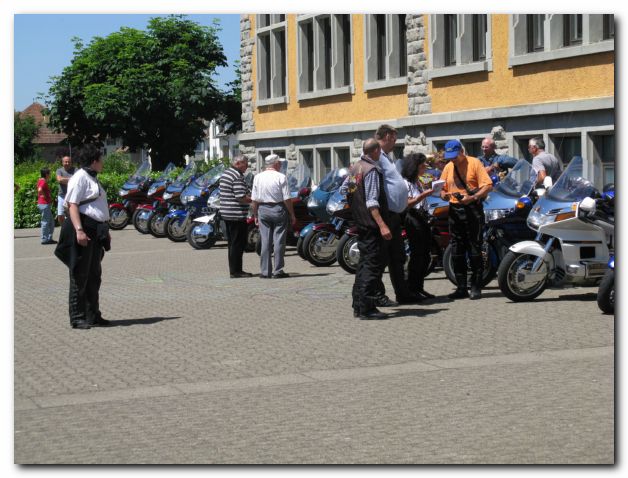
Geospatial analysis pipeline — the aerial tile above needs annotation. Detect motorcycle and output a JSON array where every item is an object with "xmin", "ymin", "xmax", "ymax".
[
  {"xmin": 597, "ymin": 255, "xmax": 614, "ymax": 314},
  {"xmin": 108, "ymin": 160, "xmax": 153, "ymax": 230},
  {"xmin": 187, "ymin": 186, "xmax": 228, "ymax": 249},
  {"xmin": 132, "ymin": 162, "xmax": 177, "ymax": 234},
  {"xmin": 443, "ymin": 159, "xmax": 539, "ymax": 287},
  {"xmin": 497, "ymin": 155, "xmax": 614, "ymax": 302},
  {"xmin": 147, "ymin": 161, "xmax": 198, "ymax": 238},
  {"xmin": 165, "ymin": 164, "xmax": 225, "ymax": 242},
  {"xmin": 300, "ymin": 168, "xmax": 350, "ymax": 267}
]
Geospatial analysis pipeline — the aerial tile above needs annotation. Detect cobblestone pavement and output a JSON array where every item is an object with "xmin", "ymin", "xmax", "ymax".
[{"xmin": 14, "ymin": 226, "xmax": 614, "ymax": 463}]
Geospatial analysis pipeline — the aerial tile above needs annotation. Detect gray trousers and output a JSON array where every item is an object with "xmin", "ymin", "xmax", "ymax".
[{"xmin": 258, "ymin": 203, "xmax": 289, "ymax": 277}]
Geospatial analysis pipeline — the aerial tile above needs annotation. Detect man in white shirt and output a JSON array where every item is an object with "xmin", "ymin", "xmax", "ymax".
[{"xmin": 251, "ymin": 154, "xmax": 296, "ymax": 279}]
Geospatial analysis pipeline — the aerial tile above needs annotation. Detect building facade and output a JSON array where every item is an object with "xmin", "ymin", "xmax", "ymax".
[{"xmin": 239, "ymin": 14, "xmax": 615, "ymax": 185}]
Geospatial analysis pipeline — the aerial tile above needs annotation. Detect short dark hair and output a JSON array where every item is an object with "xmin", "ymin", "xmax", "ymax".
[
  {"xmin": 530, "ymin": 137, "xmax": 545, "ymax": 150},
  {"xmin": 40, "ymin": 168, "xmax": 50, "ymax": 178},
  {"xmin": 375, "ymin": 124, "xmax": 397, "ymax": 140},
  {"xmin": 400, "ymin": 153, "xmax": 427, "ymax": 183},
  {"xmin": 75, "ymin": 144, "xmax": 102, "ymax": 168}
]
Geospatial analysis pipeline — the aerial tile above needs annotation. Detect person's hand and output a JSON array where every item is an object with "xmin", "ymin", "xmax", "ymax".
[
  {"xmin": 425, "ymin": 188, "xmax": 434, "ymax": 196},
  {"xmin": 459, "ymin": 194, "xmax": 478, "ymax": 206},
  {"xmin": 379, "ymin": 224, "xmax": 392, "ymax": 240},
  {"xmin": 254, "ymin": 216, "xmax": 259, "ymax": 226},
  {"xmin": 441, "ymin": 192, "xmax": 450, "ymax": 201},
  {"xmin": 76, "ymin": 230, "xmax": 90, "ymax": 247}
]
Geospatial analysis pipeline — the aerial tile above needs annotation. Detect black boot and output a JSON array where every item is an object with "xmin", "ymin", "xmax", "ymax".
[
  {"xmin": 448, "ymin": 274, "xmax": 469, "ymax": 299},
  {"xmin": 469, "ymin": 256, "xmax": 483, "ymax": 300}
]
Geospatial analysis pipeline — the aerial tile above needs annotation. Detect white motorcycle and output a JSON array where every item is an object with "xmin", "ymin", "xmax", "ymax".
[{"xmin": 497, "ymin": 156, "xmax": 614, "ymax": 302}]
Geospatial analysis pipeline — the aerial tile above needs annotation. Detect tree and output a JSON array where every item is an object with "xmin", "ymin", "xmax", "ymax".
[
  {"xmin": 14, "ymin": 112, "xmax": 40, "ymax": 165},
  {"xmin": 45, "ymin": 15, "xmax": 233, "ymax": 170}
]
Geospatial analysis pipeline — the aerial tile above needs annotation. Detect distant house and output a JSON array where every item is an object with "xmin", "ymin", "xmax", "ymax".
[
  {"xmin": 19, "ymin": 102, "xmax": 67, "ymax": 162},
  {"xmin": 189, "ymin": 119, "xmax": 239, "ymax": 163}
]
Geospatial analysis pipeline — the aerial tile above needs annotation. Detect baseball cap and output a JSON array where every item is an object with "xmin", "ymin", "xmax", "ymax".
[
  {"xmin": 264, "ymin": 153, "xmax": 280, "ymax": 166},
  {"xmin": 443, "ymin": 140, "xmax": 463, "ymax": 160}
]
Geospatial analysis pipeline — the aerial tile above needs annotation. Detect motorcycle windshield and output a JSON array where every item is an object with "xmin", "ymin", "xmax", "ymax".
[
  {"xmin": 192, "ymin": 164, "xmax": 225, "ymax": 189},
  {"xmin": 493, "ymin": 159, "xmax": 537, "ymax": 198},
  {"xmin": 317, "ymin": 168, "xmax": 349, "ymax": 193},
  {"xmin": 546, "ymin": 156, "xmax": 604, "ymax": 202},
  {"xmin": 326, "ymin": 190, "xmax": 347, "ymax": 212},
  {"xmin": 287, "ymin": 163, "xmax": 312, "ymax": 195},
  {"xmin": 171, "ymin": 161, "xmax": 198, "ymax": 188},
  {"xmin": 123, "ymin": 160, "xmax": 151, "ymax": 187},
  {"xmin": 155, "ymin": 163, "xmax": 177, "ymax": 182}
]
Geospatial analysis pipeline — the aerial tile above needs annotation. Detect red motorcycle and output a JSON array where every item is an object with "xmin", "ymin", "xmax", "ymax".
[
  {"xmin": 108, "ymin": 161, "xmax": 153, "ymax": 230},
  {"xmin": 132, "ymin": 162, "xmax": 177, "ymax": 234}
]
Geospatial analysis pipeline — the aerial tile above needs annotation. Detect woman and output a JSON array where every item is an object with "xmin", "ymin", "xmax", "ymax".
[
  {"xmin": 37, "ymin": 168, "xmax": 55, "ymax": 244},
  {"xmin": 400, "ymin": 153, "xmax": 435, "ymax": 299}
]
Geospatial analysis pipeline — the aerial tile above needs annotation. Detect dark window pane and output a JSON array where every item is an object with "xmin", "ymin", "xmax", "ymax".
[
  {"xmin": 473, "ymin": 14, "xmax": 487, "ymax": 61},
  {"xmin": 445, "ymin": 14, "xmax": 457, "ymax": 66},
  {"xmin": 376, "ymin": 14, "xmax": 386, "ymax": 80},
  {"xmin": 564, "ymin": 14, "xmax": 582, "ymax": 46},
  {"xmin": 304, "ymin": 22, "xmax": 314, "ymax": 92},
  {"xmin": 259, "ymin": 15, "xmax": 270, "ymax": 28},
  {"xmin": 341, "ymin": 15, "xmax": 352, "ymax": 87},
  {"xmin": 277, "ymin": 30, "xmax": 286, "ymax": 96},
  {"xmin": 603, "ymin": 14, "xmax": 614, "ymax": 39},
  {"xmin": 398, "ymin": 14, "xmax": 407, "ymax": 77},
  {"xmin": 527, "ymin": 14, "xmax": 544, "ymax": 52},
  {"xmin": 259, "ymin": 34, "xmax": 271, "ymax": 99},
  {"xmin": 322, "ymin": 17, "xmax": 332, "ymax": 89},
  {"xmin": 553, "ymin": 135, "xmax": 581, "ymax": 166}
]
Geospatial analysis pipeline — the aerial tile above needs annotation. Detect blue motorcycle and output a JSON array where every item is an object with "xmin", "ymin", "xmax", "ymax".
[
  {"xmin": 164, "ymin": 164, "xmax": 224, "ymax": 242},
  {"xmin": 443, "ymin": 159, "xmax": 539, "ymax": 287}
]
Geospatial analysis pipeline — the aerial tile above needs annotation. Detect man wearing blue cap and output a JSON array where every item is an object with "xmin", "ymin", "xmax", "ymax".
[{"xmin": 439, "ymin": 140, "xmax": 493, "ymax": 299}]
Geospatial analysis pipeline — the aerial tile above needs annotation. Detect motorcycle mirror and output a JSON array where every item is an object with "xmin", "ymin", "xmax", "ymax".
[
  {"xmin": 543, "ymin": 176, "xmax": 553, "ymax": 189},
  {"xmin": 579, "ymin": 197, "xmax": 596, "ymax": 212},
  {"xmin": 535, "ymin": 188, "xmax": 546, "ymax": 197}
]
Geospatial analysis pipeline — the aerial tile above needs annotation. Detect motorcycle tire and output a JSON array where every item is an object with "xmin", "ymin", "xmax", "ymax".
[
  {"xmin": 303, "ymin": 229, "xmax": 338, "ymax": 267},
  {"xmin": 108, "ymin": 206, "xmax": 129, "ymax": 230},
  {"xmin": 186, "ymin": 223, "xmax": 217, "ymax": 250},
  {"xmin": 245, "ymin": 223, "xmax": 259, "ymax": 253},
  {"xmin": 497, "ymin": 251, "xmax": 547, "ymax": 302},
  {"xmin": 336, "ymin": 233, "xmax": 359, "ymax": 274},
  {"xmin": 132, "ymin": 209, "xmax": 150, "ymax": 234},
  {"xmin": 597, "ymin": 269, "xmax": 614, "ymax": 314},
  {"xmin": 164, "ymin": 215, "xmax": 188, "ymax": 242},
  {"xmin": 148, "ymin": 211, "xmax": 168, "ymax": 238},
  {"xmin": 442, "ymin": 243, "xmax": 497, "ymax": 288}
]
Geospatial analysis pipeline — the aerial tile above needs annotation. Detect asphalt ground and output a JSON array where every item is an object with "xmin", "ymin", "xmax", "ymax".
[{"xmin": 13, "ymin": 226, "xmax": 614, "ymax": 464}]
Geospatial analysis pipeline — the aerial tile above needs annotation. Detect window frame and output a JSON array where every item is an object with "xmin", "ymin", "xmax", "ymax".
[
  {"xmin": 364, "ymin": 14, "xmax": 408, "ymax": 91},
  {"xmin": 256, "ymin": 15, "xmax": 289, "ymax": 107}
]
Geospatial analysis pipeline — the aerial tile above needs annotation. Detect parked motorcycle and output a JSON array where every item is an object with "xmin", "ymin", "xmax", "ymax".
[
  {"xmin": 497, "ymin": 155, "xmax": 613, "ymax": 301},
  {"xmin": 443, "ymin": 159, "xmax": 539, "ymax": 287},
  {"xmin": 147, "ymin": 161, "xmax": 198, "ymax": 238},
  {"xmin": 109, "ymin": 160, "xmax": 153, "ymax": 230},
  {"xmin": 187, "ymin": 185, "xmax": 228, "ymax": 249},
  {"xmin": 597, "ymin": 255, "xmax": 614, "ymax": 314},
  {"xmin": 132, "ymin": 162, "xmax": 177, "ymax": 234},
  {"xmin": 165, "ymin": 164, "xmax": 224, "ymax": 242}
]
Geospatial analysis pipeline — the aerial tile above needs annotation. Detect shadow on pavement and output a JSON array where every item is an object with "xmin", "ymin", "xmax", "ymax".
[
  {"xmin": 107, "ymin": 316, "xmax": 181, "ymax": 327},
  {"xmin": 385, "ymin": 307, "xmax": 449, "ymax": 319},
  {"xmin": 526, "ymin": 292, "xmax": 597, "ymax": 303}
]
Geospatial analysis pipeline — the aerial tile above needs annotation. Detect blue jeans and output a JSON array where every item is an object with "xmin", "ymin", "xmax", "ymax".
[{"xmin": 38, "ymin": 204, "xmax": 54, "ymax": 242}]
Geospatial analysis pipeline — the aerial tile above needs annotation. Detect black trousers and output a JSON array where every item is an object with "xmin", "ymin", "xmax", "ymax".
[
  {"xmin": 69, "ymin": 231, "xmax": 103, "ymax": 325},
  {"xmin": 405, "ymin": 210, "xmax": 431, "ymax": 291},
  {"xmin": 225, "ymin": 220, "xmax": 248, "ymax": 274},
  {"xmin": 378, "ymin": 212, "xmax": 411, "ymax": 300},
  {"xmin": 352, "ymin": 227, "xmax": 385, "ymax": 313},
  {"xmin": 448, "ymin": 203, "xmax": 484, "ymax": 280}
]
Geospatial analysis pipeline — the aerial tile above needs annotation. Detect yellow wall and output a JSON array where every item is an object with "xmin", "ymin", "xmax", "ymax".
[
  {"xmin": 251, "ymin": 15, "xmax": 408, "ymax": 132},
  {"xmin": 427, "ymin": 14, "xmax": 615, "ymax": 113}
]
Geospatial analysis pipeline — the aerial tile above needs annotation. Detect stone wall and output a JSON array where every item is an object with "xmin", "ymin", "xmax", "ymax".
[{"xmin": 239, "ymin": 15, "xmax": 257, "ymax": 166}]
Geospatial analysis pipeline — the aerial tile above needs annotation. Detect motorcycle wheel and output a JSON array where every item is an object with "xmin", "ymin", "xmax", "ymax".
[
  {"xmin": 442, "ymin": 243, "xmax": 497, "ymax": 288},
  {"xmin": 245, "ymin": 223, "xmax": 259, "ymax": 253},
  {"xmin": 132, "ymin": 209, "xmax": 151, "ymax": 234},
  {"xmin": 303, "ymin": 229, "xmax": 338, "ymax": 267},
  {"xmin": 597, "ymin": 269, "xmax": 614, "ymax": 314},
  {"xmin": 165, "ymin": 215, "xmax": 188, "ymax": 242},
  {"xmin": 108, "ymin": 206, "xmax": 129, "ymax": 230},
  {"xmin": 336, "ymin": 233, "xmax": 359, "ymax": 274},
  {"xmin": 186, "ymin": 222, "xmax": 216, "ymax": 250},
  {"xmin": 296, "ymin": 236, "xmax": 307, "ymax": 260},
  {"xmin": 497, "ymin": 251, "xmax": 548, "ymax": 302},
  {"xmin": 148, "ymin": 211, "xmax": 168, "ymax": 238}
]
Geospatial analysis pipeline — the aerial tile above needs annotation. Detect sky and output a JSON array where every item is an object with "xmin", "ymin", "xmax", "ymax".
[{"xmin": 14, "ymin": 13, "xmax": 241, "ymax": 111}]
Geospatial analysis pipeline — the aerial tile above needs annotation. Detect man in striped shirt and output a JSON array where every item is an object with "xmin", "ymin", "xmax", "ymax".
[{"xmin": 219, "ymin": 156, "xmax": 252, "ymax": 278}]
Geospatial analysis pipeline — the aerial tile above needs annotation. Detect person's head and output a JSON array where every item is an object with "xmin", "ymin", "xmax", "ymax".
[
  {"xmin": 528, "ymin": 137, "xmax": 545, "ymax": 157},
  {"xmin": 40, "ymin": 168, "xmax": 50, "ymax": 179},
  {"xmin": 264, "ymin": 153, "xmax": 281, "ymax": 171},
  {"xmin": 400, "ymin": 153, "xmax": 427, "ymax": 183},
  {"xmin": 481, "ymin": 137, "xmax": 496, "ymax": 157},
  {"xmin": 61, "ymin": 155, "xmax": 72, "ymax": 170},
  {"xmin": 363, "ymin": 138, "xmax": 382, "ymax": 160},
  {"xmin": 76, "ymin": 144, "xmax": 104, "ymax": 172},
  {"xmin": 231, "ymin": 155, "xmax": 249, "ymax": 173},
  {"xmin": 443, "ymin": 139, "xmax": 465, "ymax": 162},
  {"xmin": 374, "ymin": 124, "xmax": 398, "ymax": 154}
]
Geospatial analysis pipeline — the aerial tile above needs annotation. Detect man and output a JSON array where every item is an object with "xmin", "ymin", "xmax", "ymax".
[
  {"xmin": 374, "ymin": 124, "xmax": 420, "ymax": 305},
  {"xmin": 478, "ymin": 137, "xmax": 517, "ymax": 175},
  {"xmin": 220, "ymin": 156, "xmax": 253, "ymax": 278},
  {"xmin": 59, "ymin": 144, "xmax": 111, "ymax": 329},
  {"xmin": 528, "ymin": 137, "xmax": 563, "ymax": 185},
  {"xmin": 55, "ymin": 151, "xmax": 76, "ymax": 225},
  {"xmin": 251, "ymin": 154, "xmax": 296, "ymax": 279},
  {"xmin": 440, "ymin": 139, "xmax": 493, "ymax": 300},
  {"xmin": 37, "ymin": 168, "xmax": 55, "ymax": 244},
  {"xmin": 350, "ymin": 138, "xmax": 391, "ymax": 320}
]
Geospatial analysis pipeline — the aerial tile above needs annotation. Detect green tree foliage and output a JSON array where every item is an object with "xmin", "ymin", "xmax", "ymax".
[
  {"xmin": 14, "ymin": 113, "xmax": 41, "ymax": 164},
  {"xmin": 45, "ymin": 15, "xmax": 234, "ymax": 170}
]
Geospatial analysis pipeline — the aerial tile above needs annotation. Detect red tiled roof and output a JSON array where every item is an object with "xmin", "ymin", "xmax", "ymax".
[{"xmin": 19, "ymin": 102, "xmax": 67, "ymax": 145}]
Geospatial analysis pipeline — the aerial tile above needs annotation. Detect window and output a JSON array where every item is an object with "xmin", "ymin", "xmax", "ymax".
[
  {"xmin": 392, "ymin": 145, "xmax": 404, "ymax": 161},
  {"xmin": 256, "ymin": 15, "xmax": 288, "ymax": 106},
  {"xmin": 336, "ymin": 148, "xmax": 351, "ymax": 168},
  {"xmin": 429, "ymin": 15, "xmax": 492, "ymax": 79},
  {"xmin": 297, "ymin": 14, "xmax": 353, "ymax": 100},
  {"xmin": 592, "ymin": 134, "xmax": 614, "ymax": 184},
  {"xmin": 551, "ymin": 135, "xmax": 581, "ymax": 166},
  {"xmin": 317, "ymin": 149, "xmax": 332, "ymax": 181},
  {"xmin": 300, "ymin": 150, "xmax": 314, "ymax": 175},
  {"xmin": 365, "ymin": 14, "xmax": 407, "ymax": 90},
  {"xmin": 514, "ymin": 136, "xmax": 537, "ymax": 162},
  {"xmin": 462, "ymin": 140, "xmax": 482, "ymax": 158},
  {"xmin": 510, "ymin": 14, "xmax": 614, "ymax": 67}
]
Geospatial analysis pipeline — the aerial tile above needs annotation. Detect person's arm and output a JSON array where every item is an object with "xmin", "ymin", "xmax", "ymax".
[
  {"xmin": 234, "ymin": 178, "xmax": 252, "ymax": 204},
  {"xmin": 68, "ymin": 203, "xmax": 90, "ymax": 246},
  {"xmin": 370, "ymin": 207, "xmax": 391, "ymax": 240},
  {"xmin": 56, "ymin": 172, "xmax": 70, "ymax": 185},
  {"xmin": 532, "ymin": 157, "xmax": 547, "ymax": 185},
  {"xmin": 283, "ymin": 198, "xmax": 297, "ymax": 226}
]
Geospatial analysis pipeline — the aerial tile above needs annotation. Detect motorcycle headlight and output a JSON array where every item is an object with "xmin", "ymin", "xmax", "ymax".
[
  {"xmin": 119, "ymin": 189, "xmax": 129, "ymax": 196},
  {"xmin": 307, "ymin": 197, "xmax": 317, "ymax": 208},
  {"xmin": 484, "ymin": 208, "xmax": 513, "ymax": 223},
  {"xmin": 207, "ymin": 196, "xmax": 220, "ymax": 208},
  {"xmin": 326, "ymin": 198, "xmax": 347, "ymax": 215},
  {"xmin": 163, "ymin": 192, "xmax": 173, "ymax": 200},
  {"xmin": 147, "ymin": 185, "xmax": 159, "ymax": 196},
  {"xmin": 527, "ymin": 209, "xmax": 556, "ymax": 230},
  {"xmin": 181, "ymin": 195, "xmax": 196, "ymax": 205}
]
